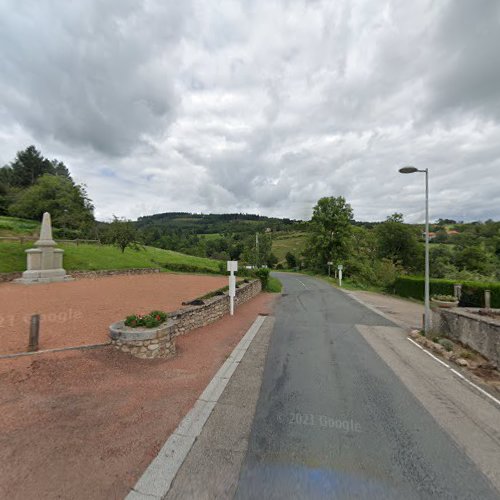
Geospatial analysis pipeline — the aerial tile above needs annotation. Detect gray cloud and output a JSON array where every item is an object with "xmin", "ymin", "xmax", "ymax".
[{"xmin": 0, "ymin": 0, "xmax": 499, "ymax": 222}]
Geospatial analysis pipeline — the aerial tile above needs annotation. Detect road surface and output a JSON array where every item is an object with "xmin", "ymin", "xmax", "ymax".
[{"xmin": 235, "ymin": 273, "xmax": 499, "ymax": 499}]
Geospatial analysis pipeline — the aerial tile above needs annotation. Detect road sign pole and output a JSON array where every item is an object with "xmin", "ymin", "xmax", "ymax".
[{"xmin": 227, "ymin": 261, "xmax": 238, "ymax": 316}]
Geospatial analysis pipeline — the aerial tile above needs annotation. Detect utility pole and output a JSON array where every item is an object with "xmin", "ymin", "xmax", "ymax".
[{"xmin": 255, "ymin": 232, "xmax": 259, "ymax": 268}]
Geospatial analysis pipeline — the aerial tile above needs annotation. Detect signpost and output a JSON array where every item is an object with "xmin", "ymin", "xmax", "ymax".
[
  {"xmin": 227, "ymin": 261, "xmax": 238, "ymax": 315},
  {"xmin": 327, "ymin": 261, "xmax": 333, "ymax": 277},
  {"xmin": 338, "ymin": 264, "xmax": 343, "ymax": 287}
]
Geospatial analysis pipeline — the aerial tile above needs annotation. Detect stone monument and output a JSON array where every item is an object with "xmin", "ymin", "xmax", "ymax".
[{"xmin": 15, "ymin": 212, "xmax": 73, "ymax": 284}]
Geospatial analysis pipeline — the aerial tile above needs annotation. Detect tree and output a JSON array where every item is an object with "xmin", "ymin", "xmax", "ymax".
[
  {"xmin": 105, "ymin": 217, "xmax": 141, "ymax": 253},
  {"xmin": 454, "ymin": 245, "xmax": 494, "ymax": 276},
  {"xmin": 266, "ymin": 252, "xmax": 278, "ymax": 268},
  {"xmin": 285, "ymin": 252, "xmax": 297, "ymax": 269},
  {"xmin": 375, "ymin": 213, "xmax": 420, "ymax": 270},
  {"xmin": 8, "ymin": 174, "xmax": 94, "ymax": 230},
  {"xmin": 305, "ymin": 196, "xmax": 353, "ymax": 271},
  {"xmin": 9, "ymin": 145, "xmax": 55, "ymax": 187}
]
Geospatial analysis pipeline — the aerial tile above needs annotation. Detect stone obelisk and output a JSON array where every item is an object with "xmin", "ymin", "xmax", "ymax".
[{"xmin": 15, "ymin": 212, "xmax": 73, "ymax": 284}]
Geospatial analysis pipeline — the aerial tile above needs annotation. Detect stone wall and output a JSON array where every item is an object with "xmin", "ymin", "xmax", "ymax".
[
  {"xmin": 0, "ymin": 272, "xmax": 22, "ymax": 283},
  {"xmin": 109, "ymin": 318, "xmax": 176, "ymax": 359},
  {"xmin": 432, "ymin": 307, "xmax": 500, "ymax": 368},
  {"xmin": 71, "ymin": 268, "xmax": 161, "ymax": 279},
  {"xmin": 171, "ymin": 279, "xmax": 261, "ymax": 336},
  {"xmin": 0, "ymin": 268, "xmax": 160, "ymax": 283},
  {"xmin": 108, "ymin": 279, "xmax": 262, "ymax": 359}
]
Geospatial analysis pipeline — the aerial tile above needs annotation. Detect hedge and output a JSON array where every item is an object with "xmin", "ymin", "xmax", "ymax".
[{"xmin": 393, "ymin": 276, "xmax": 500, "ymax": 308}]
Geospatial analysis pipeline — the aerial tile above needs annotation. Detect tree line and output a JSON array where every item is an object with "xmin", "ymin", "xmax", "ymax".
[
  {"xmin": 300, "ymin": 196, "xmax": 500, "ymax": 286},
  {"xmin": 0, "ymin": 146, "xmax": 94, "ymax": 237}
]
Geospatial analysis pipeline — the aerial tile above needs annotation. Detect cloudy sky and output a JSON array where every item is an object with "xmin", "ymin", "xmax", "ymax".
[{"xmin": 1, "ymin": 0, "xmax": 499, "ymax": 222}]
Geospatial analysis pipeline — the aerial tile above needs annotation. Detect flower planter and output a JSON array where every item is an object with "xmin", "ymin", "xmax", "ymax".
[
  {"xmin": 109, "ymin": 318, "xmax": 176, "ymax": 359},
  {"xmin": 431, "ymin": 298, "xmax": 459, "ymax": 309}
]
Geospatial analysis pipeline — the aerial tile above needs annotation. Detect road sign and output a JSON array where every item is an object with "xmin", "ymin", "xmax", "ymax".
[
  {"xmin": 327, "ymin": 261, "xmax": 333, "ymax": 266},
  {"xmin": 338, "ymin": 264, "xmax": 343, "ymax": 271},
  {"xmin": 227, "ymin": 261, "xmax": 238, "ymax": 272}
]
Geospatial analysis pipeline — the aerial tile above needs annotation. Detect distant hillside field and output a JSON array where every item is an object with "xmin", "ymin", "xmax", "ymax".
[
  {"xmin": 0, "ymin": 242, "xmax": 222, "ymax": 274},
  {"xmin": 272, "ymin": 232, "xmax": 307, "ymax": 261}
]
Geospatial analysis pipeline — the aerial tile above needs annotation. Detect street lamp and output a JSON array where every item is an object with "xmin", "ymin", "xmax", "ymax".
[{"xmin": 399, "ymin": 166, "xmax": 430, "ymax": 336}]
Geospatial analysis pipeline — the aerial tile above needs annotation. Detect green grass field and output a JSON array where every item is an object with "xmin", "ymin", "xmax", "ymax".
[
  {"xmin": 0, "ymin": 242, "xmax": 222, "ymax": 274},
  {"xmin": 271, "ymin": 232, "xmax": 307, "ymax": 261},
  {"xmin": 0, "ymin": 216, "xmax": 40, "ymax": 237},
  {"xmin": 198, "ymin": 233, "xmax": 222, "ymax": 240}
]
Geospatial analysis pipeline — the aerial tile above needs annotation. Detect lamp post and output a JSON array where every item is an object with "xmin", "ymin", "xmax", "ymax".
[{"xmin": 399, "ymin": 166, "xmax": 430, "ymax": 336}]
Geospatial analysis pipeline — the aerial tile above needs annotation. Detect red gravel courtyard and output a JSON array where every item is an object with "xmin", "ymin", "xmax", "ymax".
[{"xmin": 0, "ymin": 273, "xmax": 227, "ymax": 355}]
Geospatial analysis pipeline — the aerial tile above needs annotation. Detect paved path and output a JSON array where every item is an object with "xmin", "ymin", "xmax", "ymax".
[
  {"xmin": 234, "ymin": 273, "xmax": 499, "ymax": 499},
  {"xmin": 347, "ymin": 289, "xmax": 424, "ymax": 331}
]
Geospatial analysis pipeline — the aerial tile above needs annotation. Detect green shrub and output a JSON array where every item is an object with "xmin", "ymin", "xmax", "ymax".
[
  {"xmin": 431, "ymin": 294, "xmax": 457, "ymax": 302},
  {"xmin": 438, "ymin": 338, "xmax": 453, "ymax": 352},
  {"xmin": 125, "ymin": 310, "xmax": 167, "ymax": 328},
  {"xmin": 255, "ymin": 268, "xmax": 270, "ymax": 289},
  {"xmin": 393, "ymin": 276, "xmax": 500, "ymax": 308},
  {"xmin": 163, "ymin": 262, "xmax": 222, "ymax": 274}
]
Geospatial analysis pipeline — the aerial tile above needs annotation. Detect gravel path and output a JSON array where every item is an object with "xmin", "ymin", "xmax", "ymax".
[
  {"xmin": 0, "ymin": 273, "xmax": 227, "ymax": 354},
  {"xmin": 0, "ymin": 292, "xmax": 276, "ymax": 500}
]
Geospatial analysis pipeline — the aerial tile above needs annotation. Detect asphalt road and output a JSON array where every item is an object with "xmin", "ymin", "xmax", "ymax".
[{"xmin": 235, "ymin": 273, "xmax": 499, "ymax": 499}]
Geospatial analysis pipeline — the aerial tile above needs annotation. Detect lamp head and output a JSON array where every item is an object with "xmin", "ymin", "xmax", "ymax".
[{"xmin": 399, "ymin": 166, "xmax": 419, "ymax": 174}]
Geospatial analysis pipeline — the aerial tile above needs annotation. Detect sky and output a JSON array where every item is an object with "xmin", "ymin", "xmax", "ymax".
[{"xmin": 1, "ymin": 0, "xmax": 499, "ymax": 223}]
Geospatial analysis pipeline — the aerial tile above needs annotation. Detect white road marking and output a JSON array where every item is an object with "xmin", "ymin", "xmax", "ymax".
[
  {"xmin": 407, "ymin": 337, "xmax": 450, "ymax": 368},
  {"xmin": 450, "ymin": 368, "xmax": 500, "ymax": 407},
  {"xmin": 407, "ymin": 337, "xmax": 500, "ymax": 407},
  {"xmin": 294, "ymin": 278, "xmax": 308, "ymax": 289}
]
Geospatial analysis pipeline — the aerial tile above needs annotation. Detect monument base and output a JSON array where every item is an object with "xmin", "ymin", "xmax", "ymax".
[{"xmin": 14, "ymin": 269, "xmax": 74, "ymax": 284}]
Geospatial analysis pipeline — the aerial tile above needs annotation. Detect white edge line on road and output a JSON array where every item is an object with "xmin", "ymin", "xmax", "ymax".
[
  {"xmin": 126, "ymin": 314, "xmax": 267, "ymax": 500},
  {"xmin": 407, "ymin": 337, "xmax": 450, "ymax": 368},
  {"xmin": 406, "ymin": 337, "xmax": 500, "ymax": 408},
  {"xmin": 450, "ymin": 368, "xmax": 500, "ymax": 407},
  {"xmin": 338, "ymin": 285, "xmax": 500, "ymax": 410}
]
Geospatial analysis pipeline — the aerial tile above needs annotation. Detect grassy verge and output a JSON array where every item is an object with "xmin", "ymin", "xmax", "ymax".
[
  {"xmin": 0, "ymin": 242, "xmax": 222, "ymax": 274},
  {"xmin": 266, "ymin": 276, "xmax": 283, "ymax": 293}
]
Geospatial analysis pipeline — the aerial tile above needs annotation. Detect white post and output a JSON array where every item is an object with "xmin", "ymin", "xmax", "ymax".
[
  {"xmin": 424, "ymin": 169, "xmax": 430, "ymax": 336},
  {"xmin": 338, "ymin": 264, "xmax": 343, "ymax": 287},
  {"xmin": 227, "ymin": 261, "xmax": 238, "ymax": 316}
]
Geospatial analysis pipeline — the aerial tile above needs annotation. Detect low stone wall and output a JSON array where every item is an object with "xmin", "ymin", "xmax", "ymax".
[
  {"xmin": 171, "ymin": 279, "xmax": 261, "ymax": 336},
  {"xmin": 108, "ymin": 279, "xmax": 262, "ymax": 359},
  {"xmin": 432, "ymin": 307, "xmax": 500, "ymax": 368},
  {"xmin": 0, "ymin": 272, "xmax": 22, "ymax": 283},
  {"xmin": 109, "ymin": 318, "xmax": 176, "ymax": 359},
  {"xmin": 0, "ymin": 268, "xmax": 161, "ymax": 283},
  {"xmin": 71, "ymin": 268, "xmax": 161, "ymax": 279}
]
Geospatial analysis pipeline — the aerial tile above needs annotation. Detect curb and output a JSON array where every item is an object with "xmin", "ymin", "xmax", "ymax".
[{"xmin": 126, "ymin": 314, "xmax": 268, "ymax": 499}]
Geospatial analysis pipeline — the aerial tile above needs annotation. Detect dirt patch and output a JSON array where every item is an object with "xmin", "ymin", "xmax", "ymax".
[
  {"xmin": 408, "ymin": 331, "xmax": 500, "ymax": 395},
  {"xmin": 0, "ymin": 292, "xmax": 276, "ymax": 500},
  {"xmin": 0, "ymin": 273, "xmax": 227, "ymax": 354}
]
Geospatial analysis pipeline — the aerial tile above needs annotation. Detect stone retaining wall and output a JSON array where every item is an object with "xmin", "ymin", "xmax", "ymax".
[
  {"xmin": 0, "ymin": 268, "xmax": 160, "ymax": 283},
  {"xmin": 171, "ymin": 279, "xmax": 261, "ymax": 336},
  {"xmin": 109, "ymin": 279, "xmax": 262, "ymax": 359},
  {"xmin": 432, "ymin": 307, "xmax": 500, "ymax": 368},
  {"xmin": 0, "ymin": 272, "xmax": 22, "ymax": 283},
  {"xmin": 71, "ymin": 268, "xmax": 161, "ymax": 279}
]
